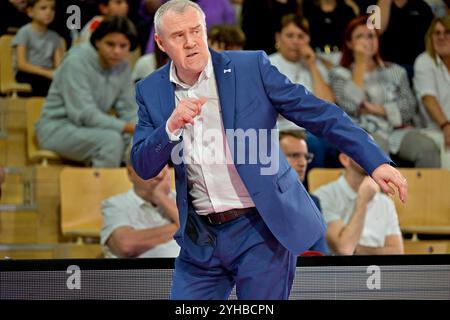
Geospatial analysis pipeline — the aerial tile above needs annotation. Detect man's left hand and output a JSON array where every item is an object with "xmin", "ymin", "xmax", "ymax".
[{"xmin": 371, "ymin": 163, "xmax": 408, "ymax": 203}]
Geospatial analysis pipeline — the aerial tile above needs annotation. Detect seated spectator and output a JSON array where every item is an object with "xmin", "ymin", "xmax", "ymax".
[
  {"xmin": 413, "ymin": 16, "xmax": 450, "ymax": 169},
  {"xmin": 279, "ymin": 130, "xmax": 329, "ymax": 255},
  {"xmin": 208, "ymin": 24, "xmax": 246, "ymax": 51},
  {"xmin": 12, "ymin": 0, "xmax": 64, "ymax": 96},
  {"xmin": 269, "ymin": 14, "xmax": 335, "ymax": 103},
  {"xmin": 330, "ymin": 16, "xmax": 440, "ymax": 167},
  {"xmin": 0, "ymin": 0, "xmax": 30, "ymax": 36},
  {"xmin": 313, "ymin": 152, "xmax": 404, "ymax": 255},
  {"xmin": 270, "ymin": 14, "xmax": 340, "ymax": 171},
  {"xmin": 101, "ymin": 162, "xmax": 180, "ymax": 258},
  {"xmin": 79, "ymin": 0, "xmax": 129, "ymax": 43},
  {"xmin": 36, "ymin": 17, "xmax": 137, "ymax": 167}
]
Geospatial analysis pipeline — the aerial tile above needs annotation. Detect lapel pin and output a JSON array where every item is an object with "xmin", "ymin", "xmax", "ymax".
[{"xmin": 223, "ymin": 68, "xmax": 232, "ymax": 74}]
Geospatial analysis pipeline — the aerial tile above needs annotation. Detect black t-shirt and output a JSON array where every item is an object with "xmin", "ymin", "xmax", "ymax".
[
  {"xmin": 380, "ymin": 0, "xmax": 433, "ymax": 66},
  {"xmin": 303, "ymin": 0, "xmax": 356, "ymax": 52},
  {"xmin": 241, "ymin": 0, "xmax": 300, "ymax": 55}
]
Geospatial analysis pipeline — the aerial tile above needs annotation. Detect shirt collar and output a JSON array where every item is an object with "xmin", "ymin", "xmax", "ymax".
[
  {"xmin": 169, "ymin": 54, "xmax": 212, "ymax": 89},
  {"xmin": 337, "ymin": 175, "xmax": 357, "ymax": 201},
  {"xmin": 435, "ymin": 54, "xmax": 445, "ymax": 68}
]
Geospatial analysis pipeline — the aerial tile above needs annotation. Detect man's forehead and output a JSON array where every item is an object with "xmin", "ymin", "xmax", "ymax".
[{"xmin": 164, "ymin": 6, "xmax": 201, "ymax": 21}]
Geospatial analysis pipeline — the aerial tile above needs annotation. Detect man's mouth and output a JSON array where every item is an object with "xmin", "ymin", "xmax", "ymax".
[{"xmin": 187, "ymin": 52, "xmax": 198, "ymax": 58}]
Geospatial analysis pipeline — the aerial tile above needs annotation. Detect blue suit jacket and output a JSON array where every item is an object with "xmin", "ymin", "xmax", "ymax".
[{"xmin": 131, "ymin": 49, "xmax": 390, "ymax": 255}]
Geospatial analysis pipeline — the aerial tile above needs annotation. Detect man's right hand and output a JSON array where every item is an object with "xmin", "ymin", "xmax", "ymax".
[
  {"xmin": 167, "ymin": 97, "xmax": 207, "ymax": 133},
  {"xmin": 357, "ymin": 176, "xmax": 380, "ymax": 204}
]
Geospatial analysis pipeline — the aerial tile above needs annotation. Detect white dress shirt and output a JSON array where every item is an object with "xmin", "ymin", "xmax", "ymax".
[{"xmin": 166, "ymin": 56, "xmax": 255, "ymax": 215}]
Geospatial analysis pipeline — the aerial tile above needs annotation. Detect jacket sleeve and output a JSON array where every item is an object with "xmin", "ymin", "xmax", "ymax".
[
  {"xmin": 256, "ymin": 51, "xmax": 391, "ymax": 175},
  {"xmin": 131, "ymin": 81, "xmax": 176, "ymax": 180}
]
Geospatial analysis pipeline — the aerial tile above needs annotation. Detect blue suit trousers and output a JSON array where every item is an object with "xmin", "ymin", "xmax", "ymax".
[{"xmin": 170, "ymin": 209, "xmax": 297, "ymax": 300}]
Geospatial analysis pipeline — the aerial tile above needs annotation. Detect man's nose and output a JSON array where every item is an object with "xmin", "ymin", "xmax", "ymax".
[
  {"xmin": 184, "ymin": 34, "xmax": 196, "ymax": 48},
  {"xmin": 297, "ymin": 158, "xmax": 307, "ymax": 167}
]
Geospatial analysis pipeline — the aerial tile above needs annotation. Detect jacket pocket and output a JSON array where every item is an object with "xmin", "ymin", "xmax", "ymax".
[{"xmin": 276, "ymin": 167, "xmax": 298, "ymax": 193}]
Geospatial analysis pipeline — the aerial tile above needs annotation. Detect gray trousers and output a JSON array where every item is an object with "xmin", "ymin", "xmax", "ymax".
[
  {"xmin": 372, "ymin": 129, "xmax": 440, "ymax": 167},
  {"xmin": 38, "ymin": 122, "xmax": 128, "ymax": 167}
]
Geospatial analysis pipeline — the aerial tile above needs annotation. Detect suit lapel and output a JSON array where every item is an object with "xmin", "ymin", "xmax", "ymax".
[
  {"xmin": 158, "ymin": 63, "xmax": 176, "ymax": 122},
  {"xmin": 211, "ymin": 50, "xmax": 236, "ymax": 131}
]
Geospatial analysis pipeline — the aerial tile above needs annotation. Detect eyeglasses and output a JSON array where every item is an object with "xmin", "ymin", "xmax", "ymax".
[
  {"xmin": 285, "ymin": 152, "xmax": 314, "ymax": 163},
  {"xmin": 432, "ymin": 30, "xmax": 450, "ymax": 38}
]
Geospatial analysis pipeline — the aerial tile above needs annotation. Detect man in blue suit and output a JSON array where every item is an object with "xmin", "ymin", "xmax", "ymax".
[{"xmin": 131, "ymin": 0, "xmax": 408, "ymax": 300}]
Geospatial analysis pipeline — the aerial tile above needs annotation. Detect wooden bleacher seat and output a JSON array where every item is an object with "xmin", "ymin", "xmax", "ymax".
[
  {"xmin": 60, "ymin": 167, "xmax": 132, "ymax": 241},
  {"xmin": 391, "ymin": 169, "xmax": 450, "ymax": 236},
  {"xmin": 403, "ymin": 240, "xmax": 449, "ymax": 254},
  {"xmin": 308, "ymin": 168, "xmax": 343, "ymax": 192},
  {"xmin": 25, "ymin": 97, "xmax": 61, "ymax": 165},
  {"xmin": 308, "ymin": 168, "xmax": 450, "ymax": 237},
  {"xmin": 0, "ymin": 35, "xmax": 32, "ymax": 97}
]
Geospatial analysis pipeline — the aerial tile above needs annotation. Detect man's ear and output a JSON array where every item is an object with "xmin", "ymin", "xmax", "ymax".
[
  {"xmin": 338, "ymin": 153, "xmax": 348, "ymax": 167},
  {"xmin": 154, "ymin": 34, "xmax": 166, "ymax": 53}
]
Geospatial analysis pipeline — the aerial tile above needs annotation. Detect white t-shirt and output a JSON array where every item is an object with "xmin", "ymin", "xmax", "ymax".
[
  {"xmin": 101, "ymin": 189, "xmax": 180, "ymax": 258},
  {"xmin": 313, "ymin": 176, "xmax": 402, "ymax": 249}
]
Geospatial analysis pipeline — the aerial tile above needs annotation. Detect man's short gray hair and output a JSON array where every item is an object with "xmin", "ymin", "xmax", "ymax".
[{"xmin": 154, "ymin": 0, "xmax": 206, "ymax": 36}]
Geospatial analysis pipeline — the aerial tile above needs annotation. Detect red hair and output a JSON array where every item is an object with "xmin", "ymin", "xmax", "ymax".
[{"xmin": 340, "ymin": 16, "xmax": 383, "ymax": 68}]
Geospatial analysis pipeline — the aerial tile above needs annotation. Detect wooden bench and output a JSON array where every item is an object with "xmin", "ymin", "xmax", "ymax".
[
  {"xmin": 25, "ymin": 97, "xmax": 62, "ymax": 165},
  {"xmin": 60, "ymin": 167, "xmax": 131, "ymax": 242},
  {"xmin": 0, "ymin": 35, "xmax": 32, "ymax": 97}
]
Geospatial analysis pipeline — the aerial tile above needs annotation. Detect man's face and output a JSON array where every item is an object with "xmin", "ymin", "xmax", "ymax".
[
  {"xmin": 96, "ymin": 32, "xmax": 130, "ymax": 68},
  {"xmin": 154, "ymin": 6, "xmax": 209, "ymax": 84},
  {"xmin": 280, "ymin": 136, "xmax": 310, "ymax": 182},
  {"xmin": 276, "ymin": 22, "xmax": 310, "ymax": 63}
]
